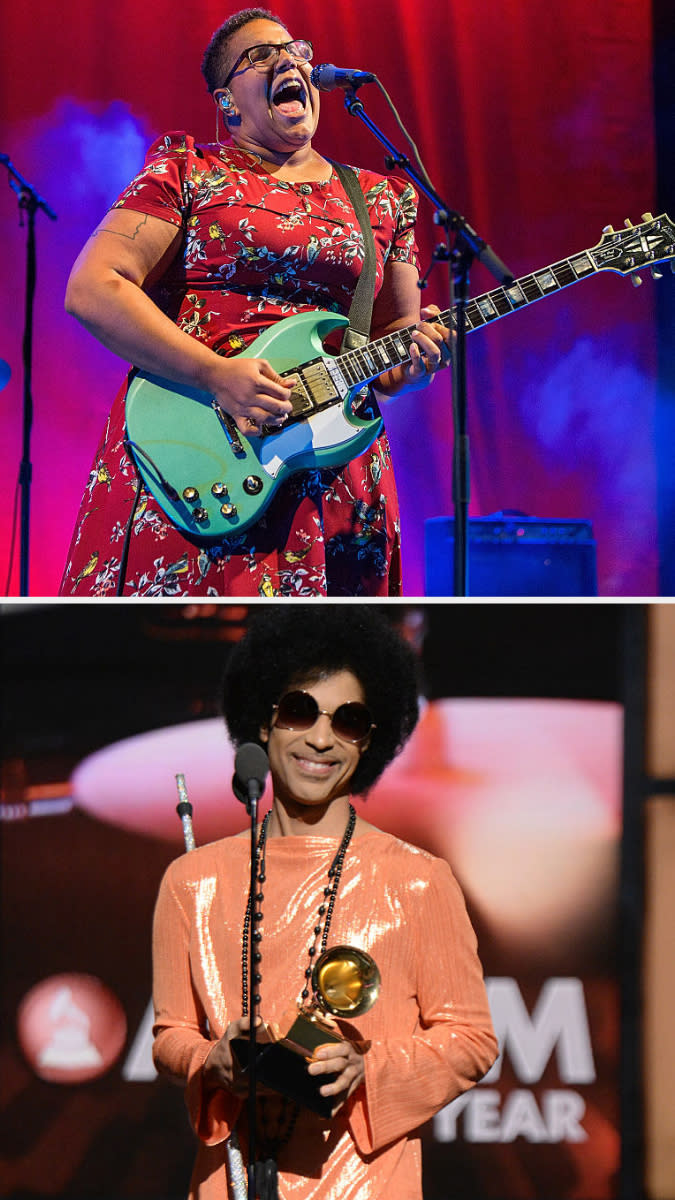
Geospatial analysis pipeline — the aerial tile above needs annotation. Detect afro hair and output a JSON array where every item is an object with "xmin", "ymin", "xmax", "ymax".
[{"xmin": 221, "ymin": 605, "xmax": 420, "ymax": 795}]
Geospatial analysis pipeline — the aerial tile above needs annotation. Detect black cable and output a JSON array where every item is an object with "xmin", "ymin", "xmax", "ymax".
[{"xmin": 115, "ymin": 458, "xmax": 144, "ymax": 597}]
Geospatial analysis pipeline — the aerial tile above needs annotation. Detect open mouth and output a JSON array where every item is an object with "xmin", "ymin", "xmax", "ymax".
[{"xmin": 270, "ymin": 76, "xmax": 308, "ymax": 118}]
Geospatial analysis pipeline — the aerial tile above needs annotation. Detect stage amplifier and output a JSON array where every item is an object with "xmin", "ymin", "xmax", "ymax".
[{"xmin": 424, "ymin": 514, "xmax": 598, "ymax": 596}]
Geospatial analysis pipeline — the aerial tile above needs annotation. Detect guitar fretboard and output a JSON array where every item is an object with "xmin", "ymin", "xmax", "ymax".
[
  {"xmin": 284, "ymin": 214, "xmax": 672, "ymax": 416},
  {"xmin": 335, "ymin": 249, "xmax": 598, "ymax": 389}
]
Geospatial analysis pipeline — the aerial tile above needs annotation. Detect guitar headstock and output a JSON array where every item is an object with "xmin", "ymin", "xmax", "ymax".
[{"xmin": 591, "ymin": 213, "xmax": 675, "ymax": 284}]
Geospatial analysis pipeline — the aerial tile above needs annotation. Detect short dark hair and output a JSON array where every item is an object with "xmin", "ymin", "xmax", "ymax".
[
  {"xmin": 201, "ymin": 7, "xmax": 286, "ymax": 93},
  {"xmin": 221, "ymin": 606, "xmax": 420, "ymax": 795}
]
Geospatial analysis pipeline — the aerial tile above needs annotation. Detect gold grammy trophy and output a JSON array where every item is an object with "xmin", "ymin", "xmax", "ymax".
[{"xmin": 231, "ymin": 945, "xmax": 381, "ymax": 1117}]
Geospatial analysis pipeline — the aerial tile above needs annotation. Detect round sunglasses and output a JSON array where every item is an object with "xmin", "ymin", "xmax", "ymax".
[{"xmin": 272, "ymin": 690, "xmax": 375, "ymax": 744}]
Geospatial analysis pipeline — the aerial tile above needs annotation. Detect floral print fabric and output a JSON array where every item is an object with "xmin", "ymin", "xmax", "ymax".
[{"xmin": 60, "ymin": 133, "xmax": 419, "ymax": 597}]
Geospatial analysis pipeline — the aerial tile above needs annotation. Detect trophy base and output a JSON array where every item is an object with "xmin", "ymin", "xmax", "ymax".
[{"xmin": 231, "ymin": 1009, "xmax": 342, "ymax": 1118}]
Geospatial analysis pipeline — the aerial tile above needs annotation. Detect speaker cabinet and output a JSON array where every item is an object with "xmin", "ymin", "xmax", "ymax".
[{"xmin": 425, "ymin": 515, "xmax": 598, "ymax": 596}]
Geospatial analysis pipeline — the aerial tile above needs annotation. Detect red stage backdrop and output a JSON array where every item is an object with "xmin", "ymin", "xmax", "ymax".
[{"xmin": 0, "ymin": 0, "xmax": 659, "ymax": 595}]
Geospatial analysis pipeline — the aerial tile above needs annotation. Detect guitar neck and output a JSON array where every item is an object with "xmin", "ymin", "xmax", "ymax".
[{"xmin": 336, "ymin": 246, "xmax": 599, "ymax": 388}]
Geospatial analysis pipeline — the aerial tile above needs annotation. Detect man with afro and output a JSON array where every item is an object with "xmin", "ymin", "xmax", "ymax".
[{"xmin": 152, "ymin": 605, "xmax": 496, "ymax": 1199}]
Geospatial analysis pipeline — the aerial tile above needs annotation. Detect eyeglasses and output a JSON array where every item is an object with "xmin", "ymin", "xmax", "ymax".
[
  {"xmin": 222, "ymin": 39, "xmax": 314, "ymax": 88},
  {"xmin": 272, "ymin": 690, "xmax": 375, "ymax": 744}
]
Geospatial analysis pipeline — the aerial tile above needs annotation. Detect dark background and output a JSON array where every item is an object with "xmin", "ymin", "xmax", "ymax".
[{"xmin": 1, "ymin": 602, "xmax": 637, "ymax": 1198}]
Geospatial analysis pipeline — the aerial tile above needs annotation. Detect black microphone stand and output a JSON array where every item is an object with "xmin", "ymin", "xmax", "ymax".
[
  {"xmin": 1, "ymin": 153, "xmax": 57, "ymax": 596},
  {"xmin": 244, "ymin": 780, "xmax": 261, "ymax": 1200},
  {"xmin": 340, "ymin": 87, "xmax": 513, "ymax": 595}
]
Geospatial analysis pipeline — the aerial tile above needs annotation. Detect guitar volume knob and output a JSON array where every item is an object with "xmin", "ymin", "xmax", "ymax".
[
  {"xmin": 243, "ymin": 475, "xmax": 264, "ymax": 495},
  {"xmin": 220, "ymin": 503, "xmax": 237, "ymax": 517},
  {"xmin": 211, "ymin": 481, "xmax": 229, "ymax": 498},
  {"xmin": 182, "ymin": 486, "xmax": 199, "ymax": 503},
  {"xmin": 193, "ymin": 507, "xmax": 209, "ymax": 523}
]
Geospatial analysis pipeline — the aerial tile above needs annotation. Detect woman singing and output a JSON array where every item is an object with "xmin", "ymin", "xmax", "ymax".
[{"xmin": 61, "ymin": 8, "xmax": 451, "ymax": 598}]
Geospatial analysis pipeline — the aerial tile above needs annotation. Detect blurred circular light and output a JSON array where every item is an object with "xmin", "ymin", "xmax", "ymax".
[{"xmin": 17, "ymin": 973, "xmax": 127, "ymax": 1083}]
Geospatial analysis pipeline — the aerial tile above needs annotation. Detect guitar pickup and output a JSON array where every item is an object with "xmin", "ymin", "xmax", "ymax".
[
  {"xmin": 281, "ymin": 372, "xmax": 315, "ymax": 418},
  {"xmin": 290, "ymin": 386, "xmax": 314, "ymax": 416},
  {"xmin": 285, "ymin": 363, "xmax": 339, "ymax": 413}
]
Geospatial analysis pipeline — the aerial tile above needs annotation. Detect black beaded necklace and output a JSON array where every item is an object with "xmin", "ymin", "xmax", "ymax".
[
  {"xmin": 239, "ymin": 803, "xmax": 357, "ymax": 1184},
  {"xmin": 241, "ymin": 802, "xmax": 357, "ymax": 1017}
]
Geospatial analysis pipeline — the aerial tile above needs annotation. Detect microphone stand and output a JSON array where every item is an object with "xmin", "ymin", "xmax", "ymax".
[
  {"xmin": 340, "ymin": 88, "xmax": 513, "ymax": 595},
  {"xmin": 176, "ymin": 774, "xmax": 248, "ymax": 1200},
  {"xmin": 0, "ymin": 153, "xmax": 57, "ymax": 596},
  {"xmin": 245, "ymin": 781, "xmax": 260, "ymax": 1200},
  {"xmin": 233, "ymin": 745, "xmax": 269, "ymax": 1199}
]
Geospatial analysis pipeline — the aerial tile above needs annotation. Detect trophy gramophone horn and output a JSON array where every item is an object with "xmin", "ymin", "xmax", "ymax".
[
  {"xmin": 311, "ymin": 945, "xmax": 381, "ymax": 1018},
  {"xmin": 231, "ymin": 944, "xmax": 381, "ymax": 1117}
]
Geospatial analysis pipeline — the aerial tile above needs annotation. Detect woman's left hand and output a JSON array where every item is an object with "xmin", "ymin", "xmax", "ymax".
[
  {"xmin": 307, "ymin": 1039, "xmax": 367, "ymax": 1116},
  {"xmin": 406, "ymin": 304, "xmax": 453, "ymax": 388}
]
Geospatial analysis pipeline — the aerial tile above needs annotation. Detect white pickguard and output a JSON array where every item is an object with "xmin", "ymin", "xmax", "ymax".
[{"xmin": 260, "ymin": 402, "xmax": 357, "ymax": 479}]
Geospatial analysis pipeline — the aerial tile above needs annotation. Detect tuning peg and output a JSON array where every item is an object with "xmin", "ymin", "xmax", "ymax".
[
  {"xmin": 641, "ymin": 212, "xmax": 654, "ymax": 222},
  {"xmin": 631, "ymin": 272, "xmax": 643, "ymax": 287},
  {"xmin": 624, "ymin": 218, "xmax": 634, "ymax": 228},
  {"xmin": 602, "ymin": 224, "xmax": 615, "ymax": 234},
  {"xmin": 651, "ymin": 266, "xmax": 664, "ymax": 280}
]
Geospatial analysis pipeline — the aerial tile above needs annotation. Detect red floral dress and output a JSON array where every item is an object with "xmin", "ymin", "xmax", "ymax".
[{"xmin": 59, "ymin": 133, "xmax": 419, "ymax": 598}]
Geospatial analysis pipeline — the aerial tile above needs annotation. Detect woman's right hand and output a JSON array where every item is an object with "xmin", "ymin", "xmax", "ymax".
[
  {"xmin": 203, "ymin": 1015, "xmax": 262, "ymax": 1096},
  {"xmin": 206, "ymin": 356, "xmax": 296, "ymax": 436}
]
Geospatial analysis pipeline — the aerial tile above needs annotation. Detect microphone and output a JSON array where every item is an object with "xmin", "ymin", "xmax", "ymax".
[
  {"xmin": 233, "ymin": 743, "xmax": 269, "ymax": 811},
  {"xmin": 310, "ymin": 63, "xmax": 376, "ymax": 92}
]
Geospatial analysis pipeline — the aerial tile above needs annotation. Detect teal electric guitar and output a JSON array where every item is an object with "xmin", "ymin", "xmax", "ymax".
[{"xmin": 125, "ymin": 213, "xmax": 674, "ymax": 538}]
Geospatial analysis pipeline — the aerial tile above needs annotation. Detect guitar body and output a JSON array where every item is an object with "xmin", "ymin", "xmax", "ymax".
[
  {"xmin": 125, "ymin": 310, "xmax": 383, "ymax": 540},
  {"xmin": 123, "ymin": 213, "xmax": 674, "ymax": 541}
]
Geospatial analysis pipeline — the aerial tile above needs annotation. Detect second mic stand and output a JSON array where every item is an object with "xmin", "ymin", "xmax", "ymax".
[
  {"xmin": 1, "ymin": 153, "xmax": 57, "ymax": 596},
  {"xmin": 342, "ymin": 88, "xmax": 513, "ymax": 595},
  {"xmin": 244, "ymin": 783, "xmax": 261, "ymax": 1200}
]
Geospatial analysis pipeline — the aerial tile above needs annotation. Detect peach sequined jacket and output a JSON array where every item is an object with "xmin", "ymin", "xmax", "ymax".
[{"xmin": 152, "ymin": 827, "xmax": 497, "ymax": 1199}]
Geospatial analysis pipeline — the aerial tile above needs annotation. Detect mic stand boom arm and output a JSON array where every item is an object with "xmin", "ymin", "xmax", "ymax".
[{"xmin": 341, "ymin": 88, "xmax": 513, "ymax": 596}]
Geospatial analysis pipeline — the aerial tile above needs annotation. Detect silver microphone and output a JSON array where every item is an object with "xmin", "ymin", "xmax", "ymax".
[{"xmin": 310, "ymin": 63, "xmax": 376, "ymax": 92}]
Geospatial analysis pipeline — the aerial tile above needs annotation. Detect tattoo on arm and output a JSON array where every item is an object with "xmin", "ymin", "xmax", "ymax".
[{"xmin": 92, "ymin": 213, "xmax": 151, "ymax": 242}]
